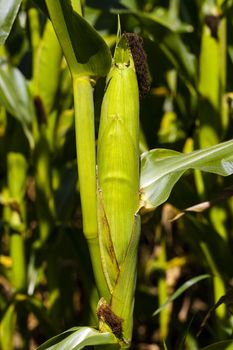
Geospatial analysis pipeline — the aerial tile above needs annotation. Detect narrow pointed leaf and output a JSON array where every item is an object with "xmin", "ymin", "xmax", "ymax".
[
  {"xmin": 0, "ymin": 0, "xmax": 22, "ymax": 44},
  {"xmin": 140, "ymin": 139, "xmax": 233, "ymax": 210},
  {"xmin": 153, "ymin": 274, "xmax": 210, "ymax": 316},
  {"xmin": 201, "ymin": 340, "xmax": 233, "ymax": 350},
  {"xmin": 37, "ymin": 327, "xmax": 117, "ymax": 350},
  {"xmin": 45, "ymin": 0, "xmax": 111, "ymax": 77}
]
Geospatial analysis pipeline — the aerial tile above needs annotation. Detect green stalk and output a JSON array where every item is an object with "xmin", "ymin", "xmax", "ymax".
[
  {"xmin": 34, "ymin": 130, "xmax": 55, "ymax": 243},
  {"xmin": 73, "ymin": 76, "xmax": 110, "ymax": 300},
  {"xmin": 73, "ymin": 77, "xmax": 97, "ymax": 237},
  {"xmin": 218, "ymin": 15, "xmax": 228, "ymax": 134},
  {"xmin": 45, "ymin": 0, "xmax": 112, "ymax": 299},
  {"xmin": 200, "ymin": 243, "xmax": 226, "ymax": 327},
  {"xmin": 7, "ymin": 152, "xmax": 27, "ymax": 291},
  {"xmin": 198, "ymin": 17, "xmax": 220, "ymax": 149},
  {"xmin": 158, "ymin": 238, "xmax": 169, "ymax": 340},
  {"xmin": 28, "ymin": 8, "xmax": 40, "ymax": 80}
]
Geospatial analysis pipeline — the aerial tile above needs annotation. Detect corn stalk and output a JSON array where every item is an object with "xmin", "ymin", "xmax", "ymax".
[{"xmin": 44, "ymin": 0, "xmax": 142, "ymax": 347}]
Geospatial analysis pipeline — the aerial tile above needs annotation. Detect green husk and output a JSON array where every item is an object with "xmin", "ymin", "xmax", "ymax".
[
  {"xmin": 97, "ymin": 34, "xmax": 140, "ymax": 346},
  {"xmin": 97, "ymin": 35, "xmax": 139, "ymax": 267}
]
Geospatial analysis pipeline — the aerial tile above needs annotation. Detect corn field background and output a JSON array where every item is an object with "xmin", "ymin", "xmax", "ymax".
[{"xmin": 1, "ymin": 0, "xmax": 233, "ymax": 349}]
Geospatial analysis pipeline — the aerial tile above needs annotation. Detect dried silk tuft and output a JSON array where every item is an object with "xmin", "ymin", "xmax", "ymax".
[{"xmin": 124, "ymin": 32, "xmax": 150, "ymax": 98}]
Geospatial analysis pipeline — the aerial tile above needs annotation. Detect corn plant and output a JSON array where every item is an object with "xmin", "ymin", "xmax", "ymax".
[{"xmin": 1, "ymin": 1, "xmax": 233, "ymax": 350}]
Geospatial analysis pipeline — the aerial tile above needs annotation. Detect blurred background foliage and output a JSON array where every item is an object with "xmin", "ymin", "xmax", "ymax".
[{"xmin": 0, "ymin": 0, "xmax": 233, "ymax": 349}]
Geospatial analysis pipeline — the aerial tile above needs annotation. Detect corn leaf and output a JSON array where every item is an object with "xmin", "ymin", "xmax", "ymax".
[
  {"xmin": 0, "ymin": 0, "xmax": 22, "ymax": 45},
  {"xmin": 0, "ymin": 62, "xmax": 34, "ymax": 148},
  {"xmin": 37, "ymin": 327, "xmax": 117, "ymax": 350},
  {"xmin": 45, "ymin": 0, "xmax": 111, "ymax": 77},
  {"xmin": 111, "ymin": 9, "xmax": 196, "ymax": 87},
  {"xmin": 153, "ymin": 274, "xmax": 210, "ymax": 316},
  {"xmin": 116, "ymin": 7, "xmax": 193, "ymax": 33},
  {"xmin": 140, "ymin": 139, "xmax": 233, "ymax": 210},
  {"xmin": 201, "ymin": 340, "xmax": 233, "ymax": 350},
  {"xmin": 0, "ymin": 303, "xmax": 17, "ymax": 350},
  {"xmin": 34, "ymin": 20, "xmax": 62, "ymax": 116}
]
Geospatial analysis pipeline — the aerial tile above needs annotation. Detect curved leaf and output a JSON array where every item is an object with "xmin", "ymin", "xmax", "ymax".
[
  {"xmin": 201, "ymin": 340, "xmax": 233, "ymax": 350},
  {"xmin": 0, "ymin": 0, "xmax": 22, "ymax": 45},
  {"xmin": 0, "ymin": 62, "xmax": 34, "ymax": 148},
  {"xmin": 140, "ymin": 139, "xmax": 233, "ymax": 210},
  {"xmin": 115, "ymin": 8, "xmax": 193, "ymax": 33},
  {"xmin": 153, "ymin": 274, "xmax": 210, "ymax": 316},
  {"xmin": 45, "ymin": 0, "xmax": 112, "ymax": 77},
  {"xmin": 37, "ymin": 327, "xmax": 117, "ymax": 350}
]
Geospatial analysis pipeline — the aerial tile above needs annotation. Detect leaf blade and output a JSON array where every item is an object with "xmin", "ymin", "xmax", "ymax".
[
  {"xmin": 152, "ymin": 274, "xmax": 210, "ymax": 316},
  {"xmin": 45, "ymin": 0, "xmax": 112, "ymax": 77},
  {"xmin": 37, "ymin": 327, "xmax": 117, "ymax": 350},
  {"xmin": 0, "ymin": 62, "xmax": 34, "ymax": 148},
  {"xmin": 0, "ymin": 0, "xmax": 22, "ymax": 44},
  {"xmin": 201, "ymin": 340, "xmax": 233, "ymax": 350},
  {"xmin": 140, "ymin": 139, "xmax": 233, "ymax": 210}
]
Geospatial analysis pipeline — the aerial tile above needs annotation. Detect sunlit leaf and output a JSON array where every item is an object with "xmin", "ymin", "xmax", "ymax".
[
  {"xmin": 136, "ymin": 8, "xmax": 193, "ymax": 33},
  {"xmin": 0, "ymin": 62, "xmax": 34, "ymax": 148},
  {"xmin": 140, "ymin": 139, "xmax": 233, "ymax": 210},
  {"xmin": 45, "ymin": 0, "xmax": 112, "ymax": 77},
  {"xmin": 37, "ymin": 327, "xmax": 117, "ymax": 350},
  {"xmin": 153, "ymin": 274, "xmax": 210, "ymax": 316},
  {"xmin": 111, "ymin": 8, "xmax": 196, "ymax": 87},
  {"xmin": 0, "ymin": 0, "xmax": 22, "ymax": 44}
]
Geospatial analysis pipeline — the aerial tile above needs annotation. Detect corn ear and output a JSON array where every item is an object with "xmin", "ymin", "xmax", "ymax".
[
  {"xmin": 97, "ymin": 35, "xmax": 139, "ymax": 267},
  {"xmin": 97, "ymin": 34, "xmax": 141, "ymax": 345}
]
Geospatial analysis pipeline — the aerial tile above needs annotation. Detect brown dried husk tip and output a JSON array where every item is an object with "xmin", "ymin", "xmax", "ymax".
[
  {"xmin": 204, "ymin": 14, "xmax": 222, "ymax": 40},
  {"xmin": 97, "ymin": 298, "xmax": 124, "ymax": 341},
  {"xmin": 124, "ymin": 32, "xmax": 150, "ymax": 98}
]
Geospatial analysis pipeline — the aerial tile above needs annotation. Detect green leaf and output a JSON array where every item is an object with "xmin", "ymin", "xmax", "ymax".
[
  {"xmin": 0, "ymin": 303, "xmax": 17, "ymax": 350},
  {"xmin": 111, "ymin": 9, "xmax": 196, "ymax": 87},
  {"xmin": 37, "ymin": 327, "xmax": 117, "ymax": 350},
  {"xmin": 201, "ymin": 340, "xmax": 233, "ymax": 350},
  {"xmin": 45, "ymin": 0, "xmax": 112, "ymax": 77},
  {"xmin": 140, "ymin": 139, "xmax": 233, "ymax": 210},
  {"xmin": 34, "ymin": 20, "xmax": 63, "ymax": 116},
  {"xmin": 153, "ymin": 274, "xmax": 210, "ymax": 316},
  {"xmin": 0, "ymin": 62, "xmax": 34, "ymax": 148},
  {"xmin": 136, "ymin": 8, "xmax": 193, "ymax": 33},
  {"xmin": 0, "ymin": 0, "xmax": 22, "ymax": 45}
]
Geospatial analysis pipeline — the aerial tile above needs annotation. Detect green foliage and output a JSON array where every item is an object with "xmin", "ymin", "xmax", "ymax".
[
  {"xmin": 44, "ymin": 0, "xmax": 112, "ymax": 77},
  {"xmin": 0, "ymin": 0, "xmax": 22, "ymax": 44},
  {"xmin": 153, "ymin": 274, "xmax": 211, "ymax": 316},
  {"xmin": 140, "ymin": 140, "xmax": 233, "ymax": 210},
  {"xmin": 201, "ymin": 340, "xmax": 233, "ymax": 350},
  {"xmin": 0, "ymin": 63, "xmax": 34, "ymax": 147},
  {"xmin": 0, "ymin": 0, "xmax": 233, "ymax": 349},
  {"xmin": 37, "ymin": 327, "xmax": 117, "ymax": 350}
]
